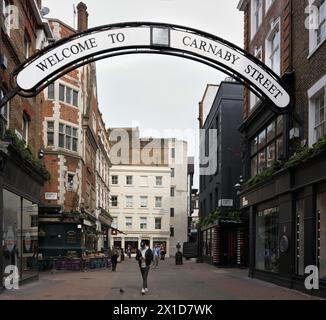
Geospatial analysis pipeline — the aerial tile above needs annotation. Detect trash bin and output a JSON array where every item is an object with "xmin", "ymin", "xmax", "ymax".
[{"xmin": 175, "ymin": 251, "xmax": 183, "ymax": 265}]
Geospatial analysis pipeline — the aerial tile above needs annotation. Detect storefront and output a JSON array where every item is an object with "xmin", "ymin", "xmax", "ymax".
[
  {"xmin": 240, "ymin": 151, "xmax": 326, "ymax": 298},
  {"xmin": 1, "ymin": 145, "xmax": 47, "ymax": 289}
]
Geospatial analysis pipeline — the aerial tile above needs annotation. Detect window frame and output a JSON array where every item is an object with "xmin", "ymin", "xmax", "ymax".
[
  {"xmin": 155, "ymin": 196, "xmax": 162, "ymax": 208},
  {"xmin": 265, "ymin": 18, "xmax": 281, "ymax": 76},
  {"xmin": 58, "ymin": 122, "xmax": 78, "ymax": 152},
  {"xmin": 155, "ymin": 218, "xmax": 162, "ymax": 230}
]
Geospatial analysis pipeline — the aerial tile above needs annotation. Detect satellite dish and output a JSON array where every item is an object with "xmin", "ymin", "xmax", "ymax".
[{"xmin": 41, "ymin": 7, "xmax": 50, "ymax": 17}]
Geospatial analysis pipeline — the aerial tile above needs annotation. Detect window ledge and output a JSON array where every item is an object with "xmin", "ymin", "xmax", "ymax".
[{"xmin": 308, "ymin": 39, "xmax": 326, "ymax": 60}]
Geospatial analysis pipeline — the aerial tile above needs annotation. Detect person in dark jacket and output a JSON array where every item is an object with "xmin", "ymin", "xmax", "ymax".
[
  {"xmin": 110, "ymin": 246, "xmax": 119, "ymax": 271},
  {"xmin": 136, "ymin": 241, "xmax": 153, "ymax": 295}
]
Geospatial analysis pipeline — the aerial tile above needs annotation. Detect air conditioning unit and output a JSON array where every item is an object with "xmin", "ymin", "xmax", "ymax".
[
  {"xmin": 0, "ymin": 54, "xmax": 8, "ymax": 69},
  {"xmin": 289, "ymin": 128, "xmax": 300, "ymax": 140}
]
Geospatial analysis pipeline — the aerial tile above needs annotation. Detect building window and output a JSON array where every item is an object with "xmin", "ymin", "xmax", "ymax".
[
  {"xmin": 111, "ymin": 196, "xmax": 118, "ymax": 207},
  {"xmin": 251, "ymin": 0, "xmax": 262, "ymax": 38},
  {"xmin": 170, "ymin": 187, "xmax": 175, "ymax": 197},
  {"xmin": 48, "ymin": 83, "xmax": 55, "ymax": 100},
  {"xmin": 155, "ymin": 218, "xmax": 162, "ymax": 230},
  {"xmin": 170, "ymin": 208, "xmax": 175, "ymax": 217},
  {"xmin": 67, "ymin": 174, "xmax": 74, "ymax": 192},
  {"xmin": 59, "ymin": 84, "xmax": 79, "ymax": 107},
  {"xmin": 171, "ymin": 148, "xmax": 175, "ymax": 159},
  {"xmin": 126, "ymin": 217, "xmax": 132, "ymax": 229},
  {"xmin": 156, "ymin": 176, "xmax": 163, "ymax": 186},
  {"xmin": 24, "ymin": 32, "xmax": 31, "ymax": 59},
  {"xmin": 140, "ymin": 196, "xmax": 148, "ymax": 208},
  {"xmin": 265, "ymin": 0, "xmax": 274, "ymax": 13},
  {"xmin": 126, "ymin": 176, "xmax": 133, "ymax": 185},
  {"xmin": 112, "ymin": 217, "xmax": 118, "ymax": 229},
  {"xmin": 255, "ymin": 207, "xmax": 279, "ymax": 273},
  {"xmin": 140, "ymin": 217, "xmax": 147, "ymax": 230},
  {"xmin": 126, "ymin": 196, "xmax": 133, "ymax": 208},
  {"xmin": 250, "ymin": 47, "xmax": 263, "ymax": 110},
  {"xmin": 309, "ymin": 77, "xmax": 326, "ymax": 145},
  {"xmin": 155, "ymin": 197, "xmax": 162, "ymax": 208},
  {"xmin": 266, "ymin": 19, "xmax": 281, "ymax": 75},
  {"xmin": 170, "ymin": 227, "xmax": 175, "ymax": 237},
  {"xmin": 250, "ymin": 116, "xmax": 283, "ymax": 177},
  {"xmin": 22, "ymin": 113, "xmax": 29, "ymax": 145},
  {"xmin": 314, "ymin": 91, "xmax": 326, "ymax": 141},
  {"xmin": 112, "ymin": 175, "xmax": 118, "ymax": 185},
  {"xmin": 31, "ymin": 215, "xmax": 38, "ymax": 228},
  {"xmin": 171, "ymin": 168, "xmax": 175, "ymax": 178},
  {"xmin": 309, "ymin": 0, "xmax": 326, "ymax": 53},
  {"xmin": 47, "ymin": 121, "xmax": 54, "ymax": 146},
  {"xmin": 0, "ymin": 88, "xmax": 9, "ymax": 126},
  {"xmin": 59, "ymin": 123, "xmax": 78, "ymax": 152}
]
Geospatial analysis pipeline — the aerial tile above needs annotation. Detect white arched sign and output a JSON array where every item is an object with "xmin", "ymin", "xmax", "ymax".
[{"xmin": 3, "ymin": 22, "xmax": 291, "ymax": 110}]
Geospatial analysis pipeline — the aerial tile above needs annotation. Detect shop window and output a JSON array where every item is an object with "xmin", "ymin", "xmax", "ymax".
[
  {"xmin": 155, "ymin": 218, "xmax": 162, "ymax": 230},
  {"xmin": 255, "ymin": 207, "xmax": 279, "ymax": 273},
  {"xmin": 317, "ymin": 191, "xmax": 326, "ymax": 279},
  {"xmin": 296, "ymin": 198, "xmax": 305, "ymax": 276}
]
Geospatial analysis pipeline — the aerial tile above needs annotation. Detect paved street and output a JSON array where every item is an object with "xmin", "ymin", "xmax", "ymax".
[{"xmin": 0, "ymin": 258, "xmax": 321, "ymax": 300}]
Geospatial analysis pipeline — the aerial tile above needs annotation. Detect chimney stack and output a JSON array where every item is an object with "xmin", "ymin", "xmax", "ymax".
[
  {"xmin": 77, "ymin": 2, "xmax": 88, "ymax": 32},
  {"xmin": 36, "ymin": 0, "xmax": 42, "ymax": 10},
  {"xmin": 198, "ymin": 102, "xmax": 203, "ymax": 129}
]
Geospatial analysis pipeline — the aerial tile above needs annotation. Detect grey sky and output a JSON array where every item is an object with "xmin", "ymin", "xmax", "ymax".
[{"xmin": 42, "ymin": 0, "xmax": 244, "ymax": 187}]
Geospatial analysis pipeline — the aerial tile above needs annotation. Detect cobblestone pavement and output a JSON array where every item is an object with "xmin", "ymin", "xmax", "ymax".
[{"xmin": 0, "ymin": 258, "xmax": 321, "ymax": 300}]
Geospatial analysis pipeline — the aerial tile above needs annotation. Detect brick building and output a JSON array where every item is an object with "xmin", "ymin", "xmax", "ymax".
[
  {"xmin": 237, "ymin": 0, "xmax": 326, "ymax": 297},
  {"xmin": 0, "ymin": 0, "xmax": 52, "ymax": 286},
  {"xmin": 38, "ymin": 3, "xmax": 112, "ymax": 258}
]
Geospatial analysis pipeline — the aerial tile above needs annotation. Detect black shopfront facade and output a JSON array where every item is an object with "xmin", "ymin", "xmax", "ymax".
[
  {"xmin": 0, "ymin": 145, "xmax": 47, "ymax": 291},
  {"xmin": 240, "ymin": 133, "xmax": 326, "ymax": 298}
]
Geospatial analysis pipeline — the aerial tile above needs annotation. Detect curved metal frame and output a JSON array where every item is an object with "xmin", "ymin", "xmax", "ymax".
[{"xmin": 0, "ymin": 22, "xmax": 292, "ymax": 113}]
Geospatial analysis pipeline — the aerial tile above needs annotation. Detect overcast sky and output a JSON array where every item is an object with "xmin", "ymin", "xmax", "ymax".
[{"xmin": 42, "ymin": 0, "xmax": 244, "ymax": 187}]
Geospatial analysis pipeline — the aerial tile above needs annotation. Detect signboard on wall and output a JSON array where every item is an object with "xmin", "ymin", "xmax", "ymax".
[{"xmin": 45, "ymin": 192, "xmax": 58, "ymax": 200}]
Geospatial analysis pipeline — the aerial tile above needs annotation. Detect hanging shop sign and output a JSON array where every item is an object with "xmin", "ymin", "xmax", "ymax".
[{"xmin": 0, "ymin": 22, "xmax": 290, "ymax": 112}]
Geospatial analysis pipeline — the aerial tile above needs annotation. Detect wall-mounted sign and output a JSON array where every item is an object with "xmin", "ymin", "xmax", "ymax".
[
  {"xmin": 45, "ymin": 192, "xmax": 58, "ymax": 200},
  {"xmin": 219, "ymin": 199, "xmax": 234, "ymax": 207},
  {"xmin": 11, "ymin": 22, "xmax": 290, "ymax": 111}
]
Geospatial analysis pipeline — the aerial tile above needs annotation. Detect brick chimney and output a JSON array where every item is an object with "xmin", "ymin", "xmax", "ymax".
[
  {"xmin": 198, "ymin": 102, "xmax": 203, "ymax": 129},
  {"xmin": 77, "ymin": 2, "xmax": 88, "ymax": 32},
  {"xmin": 36, "ymin": 0, "xmax": 42, "ymax": 10}
]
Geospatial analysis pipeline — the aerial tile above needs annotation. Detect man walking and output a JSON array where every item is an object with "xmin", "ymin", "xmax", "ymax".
[
  {"xmin": 136, "ymin": 241, "xmax": 153, "ymax": 295},
  {"xmin": 153, "ymin": 244, "xmax": 160, "ymax": 268}
]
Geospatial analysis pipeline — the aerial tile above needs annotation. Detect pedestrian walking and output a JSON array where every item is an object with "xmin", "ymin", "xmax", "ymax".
[
  {"xmin": 160, "ymin": 244, "xmax": 166, "ymax": 260},
  {"xmin": 127, "ymin": 245, "xmax": 131, "ymax": 259},
  {"xmin": 153, "ymin": 244, "xmax": 160, "ymax": 268},
  {"xmin": 136, "ymin": 241, "xmax": 153, "ymax": 295},
  {"xmin": 110, "ymin": 246, "xmax": 119, "ymax": 271}
]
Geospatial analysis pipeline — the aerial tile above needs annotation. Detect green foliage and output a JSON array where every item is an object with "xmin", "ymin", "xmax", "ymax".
[
  {"xmin": 199, "ymin": 208, "xmax": 241, "ymax": 227},
  {"xmin": 4, "ymin": 130, "xmax": 51, "ymax": 181}
]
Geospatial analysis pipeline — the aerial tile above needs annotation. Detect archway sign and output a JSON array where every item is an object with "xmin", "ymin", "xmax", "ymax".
[{"xmin": 1, "ymin": 22, "xmax": 291, "ymax": 110}]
